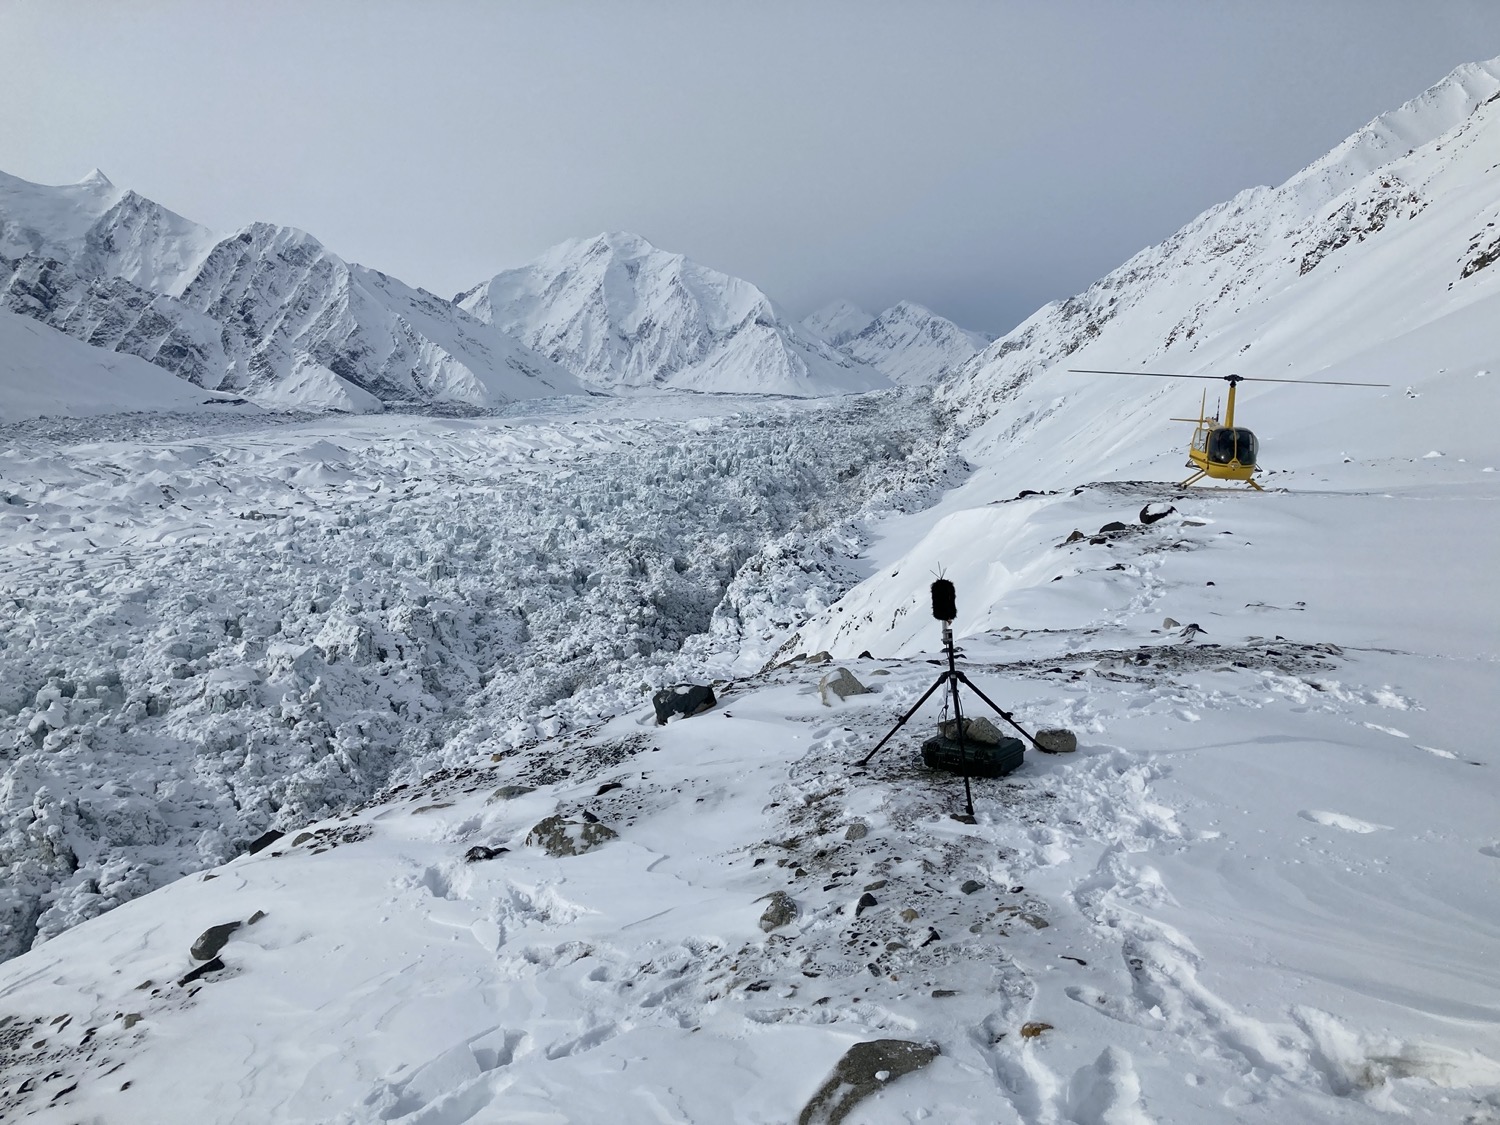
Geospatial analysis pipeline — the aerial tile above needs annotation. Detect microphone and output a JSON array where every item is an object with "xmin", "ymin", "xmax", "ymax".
[{"xmin": 930, "ymin": 579, "xmax": 956, "ymax": 623}]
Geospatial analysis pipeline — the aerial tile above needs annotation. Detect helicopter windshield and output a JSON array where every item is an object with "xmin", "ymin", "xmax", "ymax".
[{"xmin": 1206, "ymin": 427, "xmax": 1258, "ymax": 466}]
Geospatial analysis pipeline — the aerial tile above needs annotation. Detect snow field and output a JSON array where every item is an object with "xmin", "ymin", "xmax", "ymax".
[
  {"xmin": 0, "ymin": 391, "xmax": 963, "ymax": 965},
  {"xmin": 3, "ymin": 460, "xmax": 1497, "ymax": 1122}
]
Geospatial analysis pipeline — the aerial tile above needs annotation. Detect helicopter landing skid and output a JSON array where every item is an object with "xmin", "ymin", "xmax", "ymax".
[{"xmin": 1179, "ymin": 468, "xmax": 1265, "ymax": 491}]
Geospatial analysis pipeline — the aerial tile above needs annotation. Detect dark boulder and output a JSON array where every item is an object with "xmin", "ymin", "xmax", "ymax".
[
  {"xmin": 246, "ymin": 829, "xmax": 284, "ymax": 855},
  {"xmin": 190, "ymin": 921, "xmax": 242, "ymax": 961},
  {"xmin": 652, "ymin": 684, "xmax": 716, "ymax": 725}
]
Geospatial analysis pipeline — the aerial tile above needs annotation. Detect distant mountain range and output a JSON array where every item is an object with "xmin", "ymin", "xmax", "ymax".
[{"xmin": 0, "ymin": 172, "xmax": 991, "ymax": 411}]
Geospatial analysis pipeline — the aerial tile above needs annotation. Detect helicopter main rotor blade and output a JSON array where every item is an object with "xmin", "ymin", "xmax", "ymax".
[{"xmin": 1068, "ymin": 368, "xmax": 1388, "ymax": 387}]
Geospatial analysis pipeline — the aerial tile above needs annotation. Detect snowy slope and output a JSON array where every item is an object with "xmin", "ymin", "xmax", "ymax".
[
  {"xmin": 0, "ymin": 168, "xmax": 217, "ymax": 296},
  {"xmin": 0, "ymin": 310, "xmax": 251, "ymax": 421},
  {"xmin": 4, "ymin": 60, "xmax": 1500, "ymax": 1125},
  {"xmin": 0, "ymin": 171, "xmax": 580, "ymax": 411},
  {"xmin": 936, "ymin": 56, "xmax": 1500, "ymax": 479},
  {"xmin": 457, "ymin": 232, "xmax": 887, "ymax": 396},
  {"xmin": 841, "ymin": 300, "xmax": 993, "ymax": 386},
  {"xmin": 803, "ymin": 297, "xmax": 875, "ymax": 347}
]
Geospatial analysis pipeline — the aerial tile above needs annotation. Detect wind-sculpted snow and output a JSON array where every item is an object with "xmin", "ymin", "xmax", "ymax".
[{"xmin": 0, "ymin": 391, "xmax": 961, "ymax": 962}]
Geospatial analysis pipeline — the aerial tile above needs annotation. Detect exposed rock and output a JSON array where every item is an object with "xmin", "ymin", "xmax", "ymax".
[
  {"xmin": 245, "ymin": 830, "xmax": 284, "ymax": 855},
  {"xmin": 1034, "ymin": 728, "xmax": 1078, "ymax": 754},
  {"xmin": 464, "ymin": 844, "xmax": 509, "ymax": 863},
  {"xmin": 960, "ymin": 879, "xmax": 984, "ymax": 895},
  {"xmin": 488, "ymin": 785, "xmax": 535, "ymax": 803},
  {"xmin": 1020, "ymin": 1021, "xmax": 1054, "ymax": 1039},
  {"xmin": 190, "ymin": 921, "xmax": 242, "ymax": 961},
  {"xmin": 652, "ymin": 683, "xmax": 716, "ymax": 724},
  {"xmin": 247, "ymin": 910, "xmax": 267, "ymax": 925},
  {"xmin": 855, "ymin": 892, "xmax": 878, "ymax": 917},
  {"xmin": 818, "ymin": 667, "xmax": 869, "ymax": 706},
  {"xmin": 525, "ymin": 814, "xmax": 617, "ymax": 857},
  {"xmin": 844, "ymin": 821, "xmax": 868, "ymax": 842},
  {"xmin": 1064, "ymin": 529, "xmax": 1086, "ymax": 544},
  {"xmin": 757, "ymin": 891, "xmax": 799, "ymax": 932},
  {"xmin": 1098, "ymin": 521, "xmax": 1130, "ymax": 534},
  {"xmin": 1139, "ymin": 502, "xmax": 1177, "ymax": 525},
  {"xmin": 798, "ymin": 1039, "xmax": 941, "ymax": 1125},
  {"xmin": 937, "ymin": 716, "xmax": 1005, "ymax": 745},
  {"xmin": 177, "ymin": 957, "xmax": 226, "ymax": 987},
  {"xmin": 1163, "ymin": 617, "xmax": 1181, "ymax": 629},
  {"xmin": 806, "ymin": 651, "xmax": 833, "ymax": 664}
]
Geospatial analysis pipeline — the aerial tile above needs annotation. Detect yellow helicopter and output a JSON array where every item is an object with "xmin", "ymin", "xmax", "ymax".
[{"xmin": 1069, "ymin": 368, "xmax": 1389, "ymax": 489}]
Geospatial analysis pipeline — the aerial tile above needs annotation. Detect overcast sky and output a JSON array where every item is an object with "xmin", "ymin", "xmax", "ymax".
[{"xmin": 3, "ymin": 2, "xmax": 1499, "ymax": 333}]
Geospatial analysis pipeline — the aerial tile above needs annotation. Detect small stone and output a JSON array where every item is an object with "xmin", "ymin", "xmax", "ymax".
[
  {"xmin": 1034, "ymin": 728, "xmax": 1078, "ymax": 754},
  {"xmin": 246, "ymin": 910, "xmax": 267, "ymax": 925},
  {"xmin": 1064, "ymin": 529, "xmax": 1086, "ymax": 544},
  {"xmin": 1020, "ymin": 1021, "xmax": 1054, "ymax": 1039},
  {"xmin": 190, "ymin": 921, "xmax": 242, "ymax": 961},
  {"xmin": 855, "ymin": 892, "xmax": 878, "ymax": 916},
  {"xmin": 806, "ymin": 651, "xmax": 833, "ymax": 665},
  {"xmin": 844, "ymin": 821, "xmax": 869, "ymax": 841},
  {"xmin": 595, "ymin": 781, "xmax": 623, "ymax": 795},
  {"xmin": 931, "ymin": 989, "xmax": 958, "ymax": 998},
  {"xmin": 1163, "ymin": 617, "xmax": 1181, "ymax": 629},
  {"xmin": 122, "ymin": 1013, "xmax": 142, "ymax": 1029},
  {"xmin": 292, "ymin": 831, "xmax": 315, "ymax": 847},
  {"xmin": 960, "ymin": 879, "xmax": 984, "ymax": 895},
  {"xmin": 819, "ymin": 667, "xmax": 869, "ymax": 706},
  {"xmin": 1098, "ymin": 521, "xmax": 1130, "ymax": 534},
  {"xmin": 899, "ymin": 908, "xmax": 920, "ymax": 923},
  {"xmin": 857, "ymin": 650, "xmax": 874, "ymax": 659},
  {"xmin": 758, "ymin": 891, "xmax": 798, "ymax": 932}
]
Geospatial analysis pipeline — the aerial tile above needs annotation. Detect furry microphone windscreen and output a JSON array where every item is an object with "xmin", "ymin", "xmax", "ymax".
[{"xmin": 930, "ymin": 578, "xmax": 957, "ymax": 622}]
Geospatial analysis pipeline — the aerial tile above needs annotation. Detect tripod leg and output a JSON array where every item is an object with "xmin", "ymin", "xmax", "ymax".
[
  {"xmin": 857, "ymin": 672, "xmax": 951, "ymax": 767},
  {"xmin": 955, "ymin": 672, "xmax": 1045, "ymax": 751},
  {"xmin": 947, "ymin": 674, "xmax": 976, "ymax": 819}
]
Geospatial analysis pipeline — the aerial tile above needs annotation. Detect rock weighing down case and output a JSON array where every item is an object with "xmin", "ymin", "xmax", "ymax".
[{"xmin": 920, "ymin": 734, "xmax": 1025, "ymax": 778}]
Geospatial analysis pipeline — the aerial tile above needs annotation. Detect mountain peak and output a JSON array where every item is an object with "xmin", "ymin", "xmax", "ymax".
[
  {"xmin": 803, "ymin": 299, "xmax": 875, "ymax": 348},
  {"xmin": 77, "ymin": 168, "xmax": 114, "ymax": 190}
]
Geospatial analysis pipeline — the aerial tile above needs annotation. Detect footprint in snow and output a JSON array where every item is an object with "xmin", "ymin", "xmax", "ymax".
[{"xmin": 1299, "ymin": 810, "xmax": 1389, "ymax": 834}]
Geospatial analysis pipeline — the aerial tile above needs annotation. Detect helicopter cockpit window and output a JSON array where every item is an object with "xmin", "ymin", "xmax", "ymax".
[
  {"xmin": 1206, "ymin": 428, "xmax": 1258, "ymax": 466},
  {"xmin": 1235, "ymin": 428, "xmax": 1258, "ymax": 466}
]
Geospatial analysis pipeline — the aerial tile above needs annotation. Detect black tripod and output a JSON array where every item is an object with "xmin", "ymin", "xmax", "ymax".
[{"xmin": 859, "ymin": 615, "xmax": 1046, "ymax": 822}]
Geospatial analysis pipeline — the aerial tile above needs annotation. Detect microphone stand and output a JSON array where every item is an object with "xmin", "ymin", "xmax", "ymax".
[{"xmin": 859, "ymin": 618, "xmax": 1047, "ymax": 823}]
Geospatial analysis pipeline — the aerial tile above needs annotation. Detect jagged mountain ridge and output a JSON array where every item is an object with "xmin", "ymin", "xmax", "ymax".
[
  {"xmin": 839, "ymin": 299, "xmax": 993, "ymax": 385},
  {"xmin": 0, "ymin": 171, "xmax": 580, "ymax": 411},
  {"xmin": 456, "ymin": 232, "xmax": 887, "ymax": 396},
  {"xmin": 802, "ymin": 298, "xmax": 875, "ymax": 347},
  {"xmin": 936, "ymin": 56, "xmax": 1500, "ymax": 475}
]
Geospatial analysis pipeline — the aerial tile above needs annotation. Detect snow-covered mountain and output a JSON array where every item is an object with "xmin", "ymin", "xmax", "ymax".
[
  {"xmin": 802, "ymin": 297, "xmax": 875, "ymax": 346},
  {"xmin": 3, "ymin": 59, "xmax": 1500, "ymax": 1125},
  {"xmin": 840, "ymin": 299, "xmax": 993, "ymax": 385},
  {"xmin": 0, "ymin": 170, "xmax": 580, "ymax": 412},
  {"xmin": 937, "ymin": 56, "xmax": 1500, "ymax": 479},
  {"xmin": 456, "ymin": 232, "xmax": 887, "ymax": 396}
]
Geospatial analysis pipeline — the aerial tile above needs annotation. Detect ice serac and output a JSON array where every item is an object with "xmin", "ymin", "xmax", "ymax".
[
  {"xmin": 0, "ymin": 169, "xmax": 580, "ymax": 412},
  {"xmin": 937, "ymin": 55, "xmax": 1500, "ymax": 480},
  {"xmin": 840, "ymin": 300, "xmax": 993, "ymax": 386},
  {"xmin": 802, "ymin": 298, "xmax": 875, "ymax": 347},
  {"xmin": 457, "ymin": 232, "xmax": 887, "ymax": 396}
]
